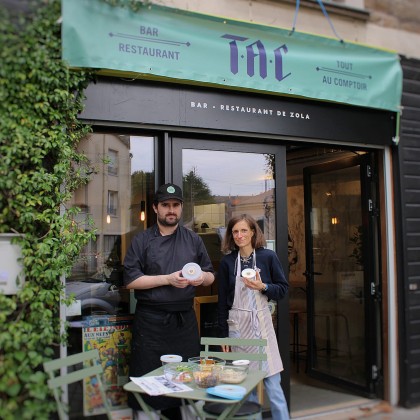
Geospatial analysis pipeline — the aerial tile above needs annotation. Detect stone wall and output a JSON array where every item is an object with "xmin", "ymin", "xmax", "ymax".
[{"xmin": 366, "ymin": 0, "xmax": 420, "ymax": 34}]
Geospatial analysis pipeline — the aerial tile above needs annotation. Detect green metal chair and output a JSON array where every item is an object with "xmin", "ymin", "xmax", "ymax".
[
  {"xmin": 199, "ymin": 336, "xmax": 267, "ymax": 420},
  {"xmin": 43, "ymin": 349, "xmax": 113, "ymax": 420}
]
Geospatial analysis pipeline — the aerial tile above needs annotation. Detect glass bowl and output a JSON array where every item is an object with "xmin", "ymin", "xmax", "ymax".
[
  {"xmin": 187, "ymin": 356, "xmax": 226, "ymax": 367},
  {"xmin": 163, "ymin": 362, "xmax": 194, "ymax": 384},
  {"xmin": 219, "ymin": 363, "xmax": 249, "ymax": 384},
  {"xmin": 192, "ymin": 364, "xmax": 221, "ymax": 388}
]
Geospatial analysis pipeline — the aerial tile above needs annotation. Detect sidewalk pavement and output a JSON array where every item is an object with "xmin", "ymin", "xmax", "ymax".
[{"xmin": 292, "ymin": 401, "xmax": 420, "ymax": 419}]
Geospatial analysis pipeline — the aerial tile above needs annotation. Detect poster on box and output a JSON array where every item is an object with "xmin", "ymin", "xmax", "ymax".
[
  {"xmin": 110, "ymin": 408, "xmax": 133, "ymax": 420},
  {"xmin": 82, "ymin": 315, "xmax": 132, "ymax": 417}
]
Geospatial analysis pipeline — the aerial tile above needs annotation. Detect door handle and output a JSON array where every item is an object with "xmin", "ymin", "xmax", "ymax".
[{"xmin": 303, "ymin": 271, "xmax": 322, "ymax": 277}]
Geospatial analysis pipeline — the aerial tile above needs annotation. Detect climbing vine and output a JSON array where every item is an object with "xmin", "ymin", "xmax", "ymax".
[{"xmin": 0, "ymin": 1, "xmax": 95, "ymax": 418}]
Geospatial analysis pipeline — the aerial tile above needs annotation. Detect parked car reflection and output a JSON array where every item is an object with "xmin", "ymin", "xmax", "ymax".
[{"xmin": 66, "ymin": 267, "xmax": 130, "ymax": 321}]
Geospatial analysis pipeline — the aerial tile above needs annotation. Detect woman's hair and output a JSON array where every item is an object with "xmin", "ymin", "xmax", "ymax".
[{"xmin": 221, "ymin": 214, "xmax": 267, "ymax": 254}]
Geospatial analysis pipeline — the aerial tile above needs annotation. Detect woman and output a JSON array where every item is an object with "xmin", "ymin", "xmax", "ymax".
[{"xmin": 217, "ymin": 214, "xmax": 290, "ymax": 419}]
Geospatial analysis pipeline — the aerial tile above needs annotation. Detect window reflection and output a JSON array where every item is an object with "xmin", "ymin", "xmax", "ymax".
[
  {"xmin": 182, "ymin": 149, "xmax": 276, "ymax": 294},
  {"xmin": 66, "ymin": 134, "xmax": 154, "ymax": 320},
  {"xmin": 182, "ymin": 149, "xmax": 276, "ymax": 242},
  {"xmin": 64, "ymin": 134, "xmax": 154, "ymax": 416}
]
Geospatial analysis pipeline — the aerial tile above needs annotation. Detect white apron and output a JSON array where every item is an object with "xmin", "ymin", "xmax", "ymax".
[{"xmin": 227, "ymin": 252, "xmax": 283, "ymax": 376}]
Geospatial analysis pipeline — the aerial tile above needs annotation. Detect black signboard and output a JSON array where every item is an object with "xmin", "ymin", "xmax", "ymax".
[{"xmin": 80, "ymin": 77, "xmax": 396, "ymax": 146}]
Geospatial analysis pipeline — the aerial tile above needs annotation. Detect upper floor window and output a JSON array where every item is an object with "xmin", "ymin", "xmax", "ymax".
[
  {"xmin": 108, "ymin": 149, "xmax": 118, "ymax": 175},
  {"xmin": 108, "ymin": 190, "xmax": 118, "ymax": 216}
]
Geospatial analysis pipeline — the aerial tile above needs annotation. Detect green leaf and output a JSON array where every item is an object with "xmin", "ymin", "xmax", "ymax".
[
  {"xmin": 14, "ymin": 352, "xmax": 26, "ymax": 362},
  {"xmin": 5, "ymin": 383, "xmax": 21, "ymax": 398}
]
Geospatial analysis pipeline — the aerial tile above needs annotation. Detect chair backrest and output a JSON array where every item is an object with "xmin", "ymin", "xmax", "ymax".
[
  {"xmin": 43, "ymin": 349, "xmax": 113, "ymax": 420},
  {"xmin": 200, "ymin": 337, "xmax": 267, "ymax": 369}
]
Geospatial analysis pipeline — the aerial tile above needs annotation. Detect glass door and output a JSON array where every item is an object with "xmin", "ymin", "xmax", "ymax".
[
  {"xmin": 171, "ymin": 137, "xmax": 290, "ymax": 398},
  {"xmin": 304, "ymin": 154, "xmax": 380, "ymax": 396}
]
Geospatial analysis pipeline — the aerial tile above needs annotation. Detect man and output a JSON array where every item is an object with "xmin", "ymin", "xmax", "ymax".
[{"xmin": 124, "ymin": 183, "xmax": 215, "ymax": 419}]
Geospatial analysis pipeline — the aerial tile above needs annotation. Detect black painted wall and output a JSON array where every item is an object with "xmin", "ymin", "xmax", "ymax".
[{"xmin": 397, "ymin": 56, "xmax": 420, "ymax": 408}]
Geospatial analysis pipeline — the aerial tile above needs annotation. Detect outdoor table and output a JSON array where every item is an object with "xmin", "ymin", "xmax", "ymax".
[{"xmin": 123, "ymin": 365, "xmax": 267, "ymax": 420}]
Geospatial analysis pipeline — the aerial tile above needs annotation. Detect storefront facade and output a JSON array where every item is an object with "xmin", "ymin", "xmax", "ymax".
[{"xmin": 58, "ymin": 0, "xmax": 420, "ymax": 418}]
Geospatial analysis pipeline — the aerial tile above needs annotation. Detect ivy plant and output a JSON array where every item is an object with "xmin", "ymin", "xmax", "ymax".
[{"xmin": 0, "ymin": 1, "xmax": 95, "ymax": 418}]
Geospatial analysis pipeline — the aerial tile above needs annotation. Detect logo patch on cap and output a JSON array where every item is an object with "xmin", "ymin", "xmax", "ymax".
[{"xmin": 167, "ymin": 186, "xmax": 175, "ymax": 193}]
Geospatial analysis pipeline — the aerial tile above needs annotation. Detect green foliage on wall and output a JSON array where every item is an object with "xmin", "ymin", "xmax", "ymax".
[{"xmin": 0, "ymin": 1, "xmax": 95, "ymax": 418}]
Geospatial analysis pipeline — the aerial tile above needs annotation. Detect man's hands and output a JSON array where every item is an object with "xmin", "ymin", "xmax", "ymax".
[
  {"xmin": 166, "ymin": 270, "xmax": 190, "ymax": 288},
  {"xmin": 128, "ymin": 270, "xmax": 214, "ymax": 290},
  {"xmin": 167, "ymin": 270, "xmax": 206, "ymax": 288},
  {"xmin": 188, "ymin": 273, "xmax": 206, "ymax": 287}
]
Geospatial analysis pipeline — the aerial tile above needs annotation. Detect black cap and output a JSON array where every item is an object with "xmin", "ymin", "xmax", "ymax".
[{"xmin": 154, "ymin": 183, "xmax": 183, "ymax": 203}]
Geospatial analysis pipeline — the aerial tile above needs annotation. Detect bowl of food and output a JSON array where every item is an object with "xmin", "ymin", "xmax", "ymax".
[
  {"xmin": 192, "ymin": 364, "xmax": 221, "ymax": 388},
  {"xmin": 163, "ymin": 362, "xmax": 194, "ymax": 384},
  {"xmin": 187, "ymin": 356, "xmax": 226, "ymax": 367},
  {"xmin": 219, "ymin": 363, "xmax": 249, "ymax": 384}
]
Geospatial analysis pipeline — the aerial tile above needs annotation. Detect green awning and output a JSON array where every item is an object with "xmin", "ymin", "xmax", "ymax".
[{"xmin": 62, "ymin": 0, "xmax": 402, "ymax": 112}]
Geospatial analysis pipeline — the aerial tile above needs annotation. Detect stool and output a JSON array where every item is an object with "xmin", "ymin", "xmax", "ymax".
[
  {"xmin": 203, "ymin": 401, "xmax": 262, "ymax": 419},
  {"xmin": 314, "ymin": 312, "xmax": 353, "ymax": 372},
  {"xmin": 289, "ymin": 310, "xmax": 307, "ymax": 373}
]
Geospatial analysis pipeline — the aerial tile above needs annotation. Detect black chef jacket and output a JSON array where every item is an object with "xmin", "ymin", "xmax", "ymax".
[{"xmin": 124, "ymin": 224, "xmax": 214, "ymax": 307}]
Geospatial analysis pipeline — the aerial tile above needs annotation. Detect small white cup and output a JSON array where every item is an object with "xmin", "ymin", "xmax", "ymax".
[
  {"xmin": 160, "ymin": 354, "xmax": 183, "ymax": 365},
  {"xmin": 241, "ymin": 268, "xmax": 256, "ymax": 281},
  {"xmin": 182, "ymin": 262, "xmax": 202, "ymax": 281}
]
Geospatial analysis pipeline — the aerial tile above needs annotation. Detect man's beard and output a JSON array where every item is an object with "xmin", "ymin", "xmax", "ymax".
[{"xmin": 158, "ymin": 214, "xmax": 180, "ymax": 227}]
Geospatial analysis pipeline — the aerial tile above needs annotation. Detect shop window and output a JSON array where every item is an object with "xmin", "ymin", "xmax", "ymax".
[
  {"xmin": 66, "ymin": 133, "xmax": 154, "ymax": 291},
  {"xmin": 65, "ymin": 133, "xmax": 155, "ymax": 416},
  {"xmin": 65, "ymin": 133, "xmax": 155, "ymax": 320}
]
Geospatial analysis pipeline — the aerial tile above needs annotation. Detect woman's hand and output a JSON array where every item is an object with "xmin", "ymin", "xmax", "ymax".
[
  {"xmin": 242, "ymin": 269, "xmax": 265, "ymax": 292},
  {"xmin": 221, "ymin": 345, "xmax": 231, "ymax": 352}
]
